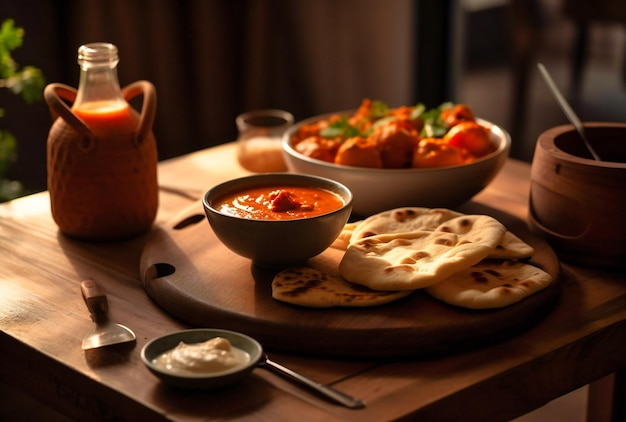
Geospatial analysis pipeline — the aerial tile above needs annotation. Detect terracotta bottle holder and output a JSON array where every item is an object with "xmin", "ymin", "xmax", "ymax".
[{"xmin": 45, "ymin": 81, "xmax": 159, "ymax": 241}]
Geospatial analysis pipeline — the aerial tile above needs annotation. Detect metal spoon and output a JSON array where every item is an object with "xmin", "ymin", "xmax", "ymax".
[
  {"xmin": 258, "ymin": 354, "xmax": 366, "ymax": 409},
  {"xmin": 537, "ymin": 62, "xmax": 602, "ymax": 161},
  {"xmin": 81, "ymin": 279, "xmax": 136, "ymax": 350}
]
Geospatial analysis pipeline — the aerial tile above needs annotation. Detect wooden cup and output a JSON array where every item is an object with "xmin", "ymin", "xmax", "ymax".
[{"xmin": 528, "ymin": 122, "xmax": 626, "ymax": 268}]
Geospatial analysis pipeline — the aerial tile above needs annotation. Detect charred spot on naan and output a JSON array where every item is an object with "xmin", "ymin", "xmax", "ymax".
[
  {"xmin": 384, "ymin": 265, "xmax": 415, "ymax": 274},
  {"xmin": 276, "ymin": 278, "xmax": 323, "ymax": 297},
  {"xmin": 438, "ymin": 217, "xmax": 475, "ymax": 234},
  {"xmin": 470, "ymin": 271, "xmax": 489, "ymax": 283},
  {"xmin": 392, "ymin": 208, "xmax": 420, "ymax": 222},
  {"xmin": 400, "ymin": 251, "xmax": 432, "ymax": 265},
  {"xmin": 434, "ymin": 237, "xmax": 456, "ymax": 247}
]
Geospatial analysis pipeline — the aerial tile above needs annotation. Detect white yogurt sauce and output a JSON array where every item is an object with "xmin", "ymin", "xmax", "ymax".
[{"xmin": 152, "ymin": 337, "xmax": 250, "ymax": 375}]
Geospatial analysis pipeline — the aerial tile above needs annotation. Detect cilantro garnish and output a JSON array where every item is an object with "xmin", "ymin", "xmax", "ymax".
[
  {"xmin": 410, "ymin": 103, "xmax": 426, "ymax": 120},
  {"xmin": 320, "ymin": 116, "xmax": 366, "ymax": 139},
  {"xmin": 319, "ymin": 100, "xmax": 456, "ymax": 140},
  {"xmin": 420, "ymin": 102, "xmax": 453, "ymax": 138},
  {"xmin": 368, "ymin": 100, "xmax": 389, "ymax": 120}
]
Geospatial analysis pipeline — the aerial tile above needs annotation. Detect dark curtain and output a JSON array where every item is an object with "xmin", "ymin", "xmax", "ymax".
[{"xmin": 2, "ymin": 0, "xmax": 455, "ymax": 193}]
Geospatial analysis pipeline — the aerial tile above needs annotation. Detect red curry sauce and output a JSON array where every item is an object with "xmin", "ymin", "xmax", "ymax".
[{"xmin": 214, "ymin": 186, "xmax": 345, "ymax": 220}]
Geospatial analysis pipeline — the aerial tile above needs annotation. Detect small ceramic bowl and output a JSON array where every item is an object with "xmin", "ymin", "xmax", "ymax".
[
  {"xmin": 141, "ymin": 328, "xmax": 263, "ymax": 390},
  {"xmin": 529, "ymin": 122, "xmax": 626, "ymax": 268},
  {"xmin": 282, "ymin": 114, "xmax": 510, "ymax": 217},
  {"xmin": 203, "ymin": 173, "xmax": 353, "ymax": 267}
]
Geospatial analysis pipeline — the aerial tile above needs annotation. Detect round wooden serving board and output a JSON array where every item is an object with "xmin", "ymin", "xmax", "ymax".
[{"xmin": 140, "ymin": 201, "xmax": 561, "ymax": 359}]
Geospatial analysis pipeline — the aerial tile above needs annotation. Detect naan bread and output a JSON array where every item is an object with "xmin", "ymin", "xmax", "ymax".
[
  {"xmin": 488, "ymin": 231, "xmax": 535, "ymax": 259},
  {"xmin": 339, "ymin": 215, "xmax": 507, "ymax": 291},
  {"xmin": 332, "ymin": 207, "xmax": 535, "ymax": 260},
  {"xmin": 350, "ymin": 207, "xmax": 462, "ymax": 243},
  {"xmin": 330, "ymin": 221, "xmax": 360, "ymax": 250},
  {"xmin": 425, "ymin": 260, "xmax": 553, "ymax": 309},
  {"xmin": 272, "ymin": 267, "xmax": 411, "ymax": 308}
]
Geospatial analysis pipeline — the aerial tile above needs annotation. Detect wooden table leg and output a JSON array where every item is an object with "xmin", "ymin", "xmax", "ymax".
[
  {"xmin": 612, "ymin": 369, "xmax": 626, "ymax": 422},
  {"xmin": 586, "ymin": 369, "xmax": 626, "ymax": 422}
]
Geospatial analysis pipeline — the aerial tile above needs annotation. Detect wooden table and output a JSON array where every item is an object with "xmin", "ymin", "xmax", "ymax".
[{"xmin": 1, "ymin": 143, "xmax": 625, "ymax": 421}]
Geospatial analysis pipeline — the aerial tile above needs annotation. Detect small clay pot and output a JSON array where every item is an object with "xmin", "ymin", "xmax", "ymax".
[{"xmin": 528, "ymin": 122, "xmax": 626, "ymax": 268}]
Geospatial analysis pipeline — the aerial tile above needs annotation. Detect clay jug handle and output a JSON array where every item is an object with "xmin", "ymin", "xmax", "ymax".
[
  {"xmin": 122, "ymin": 80, "xmax": 156, "ymax": 146},
  {"xmin": 44, "ymin": 83, "xmax": 93, "ymax": 139}
]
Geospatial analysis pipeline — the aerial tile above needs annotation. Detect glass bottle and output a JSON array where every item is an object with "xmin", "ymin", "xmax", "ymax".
[
  {"xmin": 72, "ymin": 43, "xmax": 136, "ymax": 137},
  {"xmin": 45, "ymin": 42, "xmax": 158, "ymax": 240}
]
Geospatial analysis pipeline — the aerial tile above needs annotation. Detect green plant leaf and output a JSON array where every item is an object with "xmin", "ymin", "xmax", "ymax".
[
  {"xmin": 0, "ymin": 19, "xmax": 24, "ymax": 51},
  {"xmin": 9, "ymin": 66, "xmax": 45, "ymax": 103},
  {"xmin": 0, "ymin": 178, "xmax": 25, "ymax": 202},
  {"xmin": 0, "ymin": 18, "xmax": 45, "ymax": 201},
  {"xmin": 0, "ymin": 129, "xmax": 18, "ymax": 177}
]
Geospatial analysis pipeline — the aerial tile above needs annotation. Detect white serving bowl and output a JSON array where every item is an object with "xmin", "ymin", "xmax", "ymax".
[{"xmin": 282, "ymin": 114, "xmax": 511, "ymax": 217}]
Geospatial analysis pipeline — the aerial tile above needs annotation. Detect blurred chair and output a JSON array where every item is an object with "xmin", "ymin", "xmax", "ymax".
[
  {"xmin": 509, "ymin": 0, "xmax": 626, "ymax": 156},
  {"xmin": 509, "ymin": 0, "xmax": 546, "ymax": 156},
  {"xmin": 562, "ymin": 0, "xmax": 626, "ymax": 99}
]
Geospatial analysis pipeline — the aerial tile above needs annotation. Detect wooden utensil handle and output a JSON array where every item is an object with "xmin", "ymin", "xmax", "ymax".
[{"xmin": 81, "ymin": 279, "xmax": 109, "ymax": 317}]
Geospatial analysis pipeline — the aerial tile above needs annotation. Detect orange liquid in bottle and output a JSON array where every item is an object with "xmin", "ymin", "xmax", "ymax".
[{"xmin": 73, "ymin": 100, "xmax": 139, "ymax": 136}]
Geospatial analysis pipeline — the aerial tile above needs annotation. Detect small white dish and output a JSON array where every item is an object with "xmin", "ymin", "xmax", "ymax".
[{"xmin": 141, "ymin": 328, "xmax": 263, "ymax": 390}]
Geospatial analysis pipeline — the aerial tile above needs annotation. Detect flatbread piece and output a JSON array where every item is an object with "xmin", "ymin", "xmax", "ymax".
[
  {"xmin": 272, "ymin": 267, "xmax": 411, "ymax": 308},
  {"xmin": 350, "ymin": 207, "xmax": 462, "ymax": 243},
  {"xmin": 487, "ymin": 231, "xmax": 535, "ymax": 259},
  {"xmin": 339, "ymin": 215, "xmax": 507, "ymax": 291},
  {"xmin": 425, "ymin": 260, "xmax": 553, "ymax": 309},
  {"xmin": 332, "ymin": 207, "xmax": 535, "ymax": 260}
]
